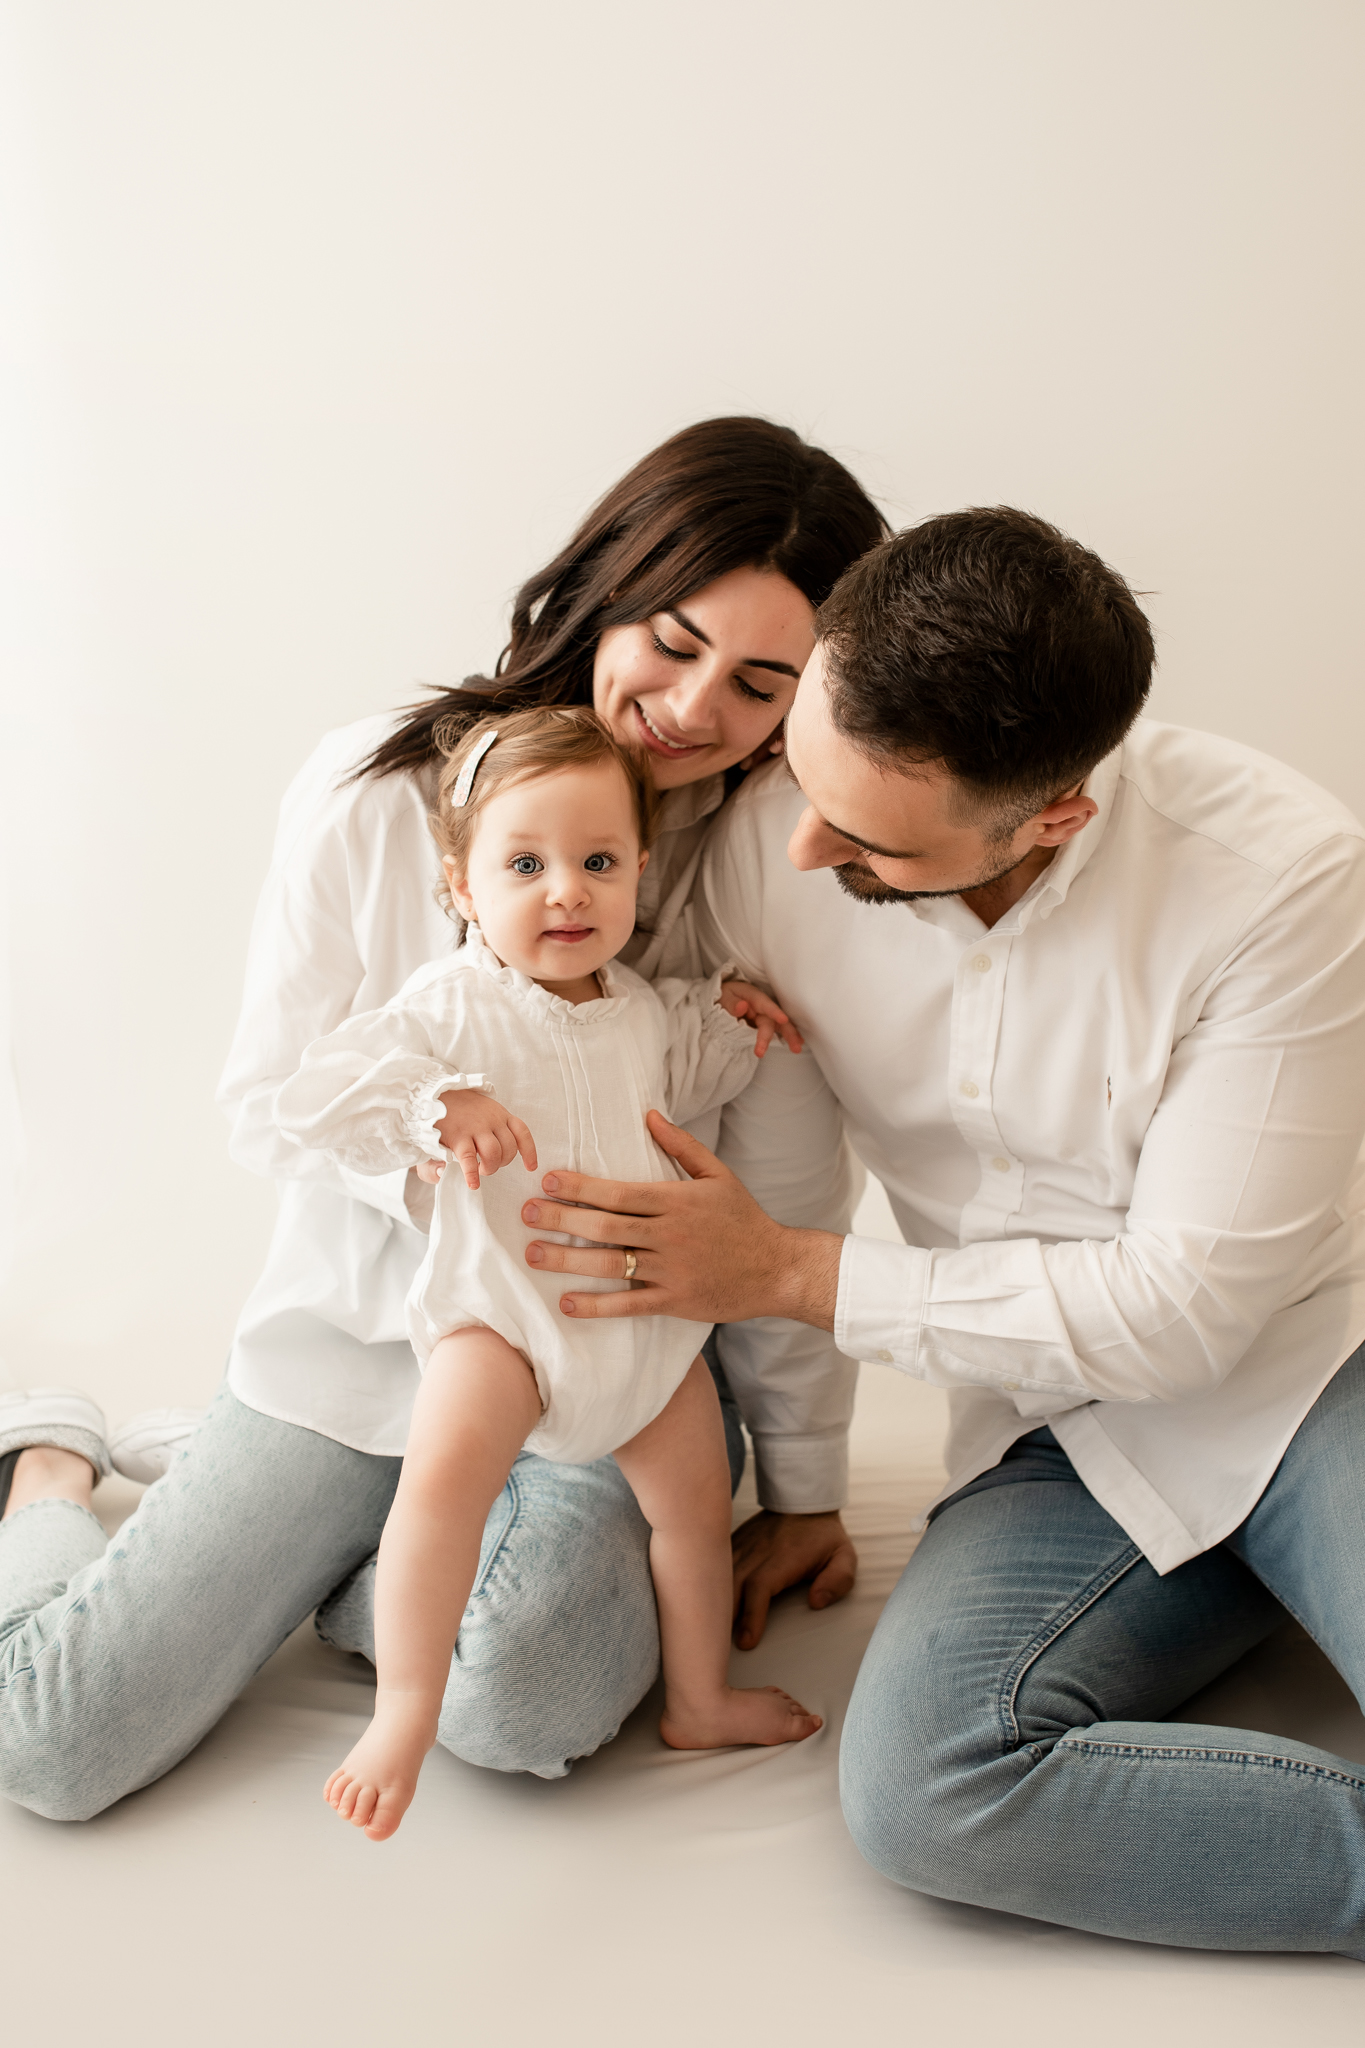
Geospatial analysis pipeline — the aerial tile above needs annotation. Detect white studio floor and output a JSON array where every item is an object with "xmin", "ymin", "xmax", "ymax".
[{"xmin": 5, "ymin": 1216, "xmax": 1365, "ymax": 2045}]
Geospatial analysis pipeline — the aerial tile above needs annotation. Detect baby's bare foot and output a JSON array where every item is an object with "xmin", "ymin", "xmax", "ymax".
[
  {"xmin": 660, "ymin": 1684, "xmax": 822, "ymax": 1751},
  {"xmin": 323, "ymin": 1717, "xmax": 429, "ymax": 1841}
]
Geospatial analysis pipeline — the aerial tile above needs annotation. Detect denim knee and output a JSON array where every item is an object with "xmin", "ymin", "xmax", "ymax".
[
  {"xmin": 0, "ymin": 1687, "xmax": 124, "ymax": 1822},
  {"xmin": 839, "ymin": 1648, "xmax": 990, "ymax": 1896},
  {"xmin": 438, "ymin": 1503, "xmax": 659, "ymax": 1777}
]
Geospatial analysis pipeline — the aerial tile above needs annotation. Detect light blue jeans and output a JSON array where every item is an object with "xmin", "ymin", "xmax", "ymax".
[
  {"xmin": 840, "ymin": 1342, "xmax": 1365, "ymax": 1958},
  {"xmin": 0, "ymin": 1349, "xmax": 744, "ymax": 1822}
]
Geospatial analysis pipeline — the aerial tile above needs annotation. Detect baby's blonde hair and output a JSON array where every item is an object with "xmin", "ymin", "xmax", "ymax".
[{"xmin": 430, "ymin": 705, "xmax": 660, "ymax": 880}]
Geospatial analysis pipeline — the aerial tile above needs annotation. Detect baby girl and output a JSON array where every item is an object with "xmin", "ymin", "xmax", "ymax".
[{"xmin": 276, "ymin": 705, "xmax": 821, "ymax": 1840}]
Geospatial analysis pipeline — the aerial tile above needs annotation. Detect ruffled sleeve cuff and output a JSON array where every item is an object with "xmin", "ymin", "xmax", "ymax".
[
  {"xmin": 703, "ymin": 963, "xmax": 760, "ymax": 1046},
  {"xmin": 401, "ymin": 1072, "xmax": 493, "ymax": 1160}
]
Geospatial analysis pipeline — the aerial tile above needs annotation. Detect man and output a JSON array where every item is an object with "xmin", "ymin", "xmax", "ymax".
[{"xmin": 524, "ymin": 507, "xmax": 1365, "ymax": 1957}]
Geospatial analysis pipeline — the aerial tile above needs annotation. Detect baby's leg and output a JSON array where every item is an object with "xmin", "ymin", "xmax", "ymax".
[
  {"xmin": 613, "ymin": 1357, "xmax": 822, "ymax": 1751},
  {"xmin": 325, "ymin": 1328, "xmax": 542, "ymax": 1840}
]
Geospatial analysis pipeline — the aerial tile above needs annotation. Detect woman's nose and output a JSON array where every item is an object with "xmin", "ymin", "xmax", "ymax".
[{"xmin": 661, "ymin": 666, "xmax": 724, "ymax": 735}]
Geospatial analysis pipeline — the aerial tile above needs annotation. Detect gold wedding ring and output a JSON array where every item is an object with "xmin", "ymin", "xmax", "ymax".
[{"xmin": 622, "ymin": 1251, "xmax": 638, "ymax": 1281}]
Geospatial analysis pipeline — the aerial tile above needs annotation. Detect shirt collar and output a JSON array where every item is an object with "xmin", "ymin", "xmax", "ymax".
[
  {"xmin": 462, "ymin": 921, "xmax": 631, "ymax": 1019},
  {"xmin": 899, "ymin": 741, "xmax": 1124, "ymax": 939},
  {"xmin": 1023, "ymin": 741, "xmax": 1122, "ymax": 926},
  {"xmin": 655, "ymin": 774, "xmax": 726, "ymax": 835}
]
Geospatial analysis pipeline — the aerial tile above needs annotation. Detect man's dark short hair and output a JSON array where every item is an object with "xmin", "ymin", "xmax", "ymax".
[{"xmin": 817, "ymin": 508, "xmax": 1155, "ymax": 835}]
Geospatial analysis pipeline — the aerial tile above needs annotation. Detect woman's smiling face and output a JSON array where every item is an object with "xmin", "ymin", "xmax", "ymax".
[{"xmin": 591, "ymin": 564, "xmax": 816, "ymax": 790}]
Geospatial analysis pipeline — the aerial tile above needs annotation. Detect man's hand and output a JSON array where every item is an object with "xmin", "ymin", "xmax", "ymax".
[
  {"xmin": 416, "ymin": 1088, "xmax": 537, "ymax": 1192},
  {"xmin": 731, "ymin": 1510, "xmax": 857, "ymax": 1649},
  {"xmin": 718, "ymin": 978, "xmax": 805, "ymax": 1057},
  {"xmin": 522, "ymin": 1110, "xmax": 843, "ymax": 1327}
]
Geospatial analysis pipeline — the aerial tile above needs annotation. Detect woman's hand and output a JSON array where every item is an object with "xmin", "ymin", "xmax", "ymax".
[
  {"xmin": 719, "ymin": 978, "xmax": 804, "ymax": 1057},
  {"xmin": 419, "ymin": 1088, "xmax": 537, "ymax": 1192},
  {"xmin": 731, "ymin": 1509, "xmax": 858, "ymax": 1648}
]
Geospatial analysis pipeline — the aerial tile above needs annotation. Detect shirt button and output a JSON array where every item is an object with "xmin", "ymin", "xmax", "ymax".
[
  {"xmin": 971, "ymin": 955, "xmax": 991, "ymax": 973},
  {"xmin": 992, "ymin": 1156, "xmax": 1011, "ymax": 1172},
  {"xmin": 960, "ymin": 1080, "xmax": 979, "ymax": 1098},
  {"xmin": 875, "ymin": 1348, "xmax": 893, "ymax": 1364},
  {"xmin": 1001, "ymin": 1379, "xmax": 1019, "ymax": 1393}
]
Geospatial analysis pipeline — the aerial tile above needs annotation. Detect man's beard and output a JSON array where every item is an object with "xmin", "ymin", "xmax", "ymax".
[{"xmin": 832, "ymin": 845, "xmax": 1031, "ymax": 906}]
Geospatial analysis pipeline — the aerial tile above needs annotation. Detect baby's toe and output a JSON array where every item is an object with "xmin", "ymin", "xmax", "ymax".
[
  {"xmin": 770, "ymin": 1686, "xmax": 822, "ymax": 1736},
  {"xmin": 365, "ymin": 1796, "xmax": 403, "ymax": 1843},
  {"xmin": 350, "ymin": 1783, "xmax": 378, "ymax": 1826},
  {"xmin": 334, "ymin": 1776, "xmax": 363, "ymax": 1821}
]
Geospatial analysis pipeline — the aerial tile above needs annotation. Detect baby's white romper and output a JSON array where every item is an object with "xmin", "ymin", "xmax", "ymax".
[{"xmin": 275, "ymin": 925, "xmax": 762, "ymax": 1463}]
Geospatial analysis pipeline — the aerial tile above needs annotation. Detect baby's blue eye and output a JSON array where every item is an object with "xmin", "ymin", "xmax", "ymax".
[
  {"xmin": 510, "ymin": 854, "xmax": 543, "ymax": 877},
  {"xmin": 583, "ymin": 853, "xmax": 614, "ymax": 873}
]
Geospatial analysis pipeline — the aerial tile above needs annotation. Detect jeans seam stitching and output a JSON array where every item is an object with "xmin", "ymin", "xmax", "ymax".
[
  {"xmin": 997, "ymin": 1544, "xmax": 1144, "ymax": 1751},
  {"xmin": 468, "ymin": 1465, "xmax": 523, "ymax": 1604},
  {"xmin": 1057, "ymin": 1737, "xmax": 1365, "ymax": 1789}
]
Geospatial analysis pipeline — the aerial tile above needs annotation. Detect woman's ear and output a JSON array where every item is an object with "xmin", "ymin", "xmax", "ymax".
[
  {"xmin": 737, "ymin": 721, "xmax": 787, "ymax": 773},
  {"xmin": 445, "ymin": 857, "xmax": 476, "ymax": 922}
]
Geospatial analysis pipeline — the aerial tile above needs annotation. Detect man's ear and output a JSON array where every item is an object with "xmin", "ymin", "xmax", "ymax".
[
  {"xmin": 1032, "ymin": 789, "xmax": 1099, "ymax": 848},
  {"xmin": 445, "ymin": 857, "xmax": 476, "ymax": 921}
]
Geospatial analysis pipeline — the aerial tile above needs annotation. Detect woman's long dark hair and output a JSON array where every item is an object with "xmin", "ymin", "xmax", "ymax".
[{"xmin": 356, "ymin": 416, "xmax": 888, "ymax": 782}]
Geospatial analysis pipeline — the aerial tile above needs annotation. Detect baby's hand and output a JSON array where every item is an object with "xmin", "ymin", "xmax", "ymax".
[
  {"xmin": 720, "ymin": 980, "xmax": 805, "ymax": 1058},
  {"xmin": 416, "ymin": 1087, "xmax": 538, "ymax": 1192}
]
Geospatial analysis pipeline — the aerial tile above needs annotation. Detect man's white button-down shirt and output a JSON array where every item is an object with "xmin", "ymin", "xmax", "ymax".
[{"xmin": 698, "ymin": 722, "xmax": 1365, "ymax": 1573}]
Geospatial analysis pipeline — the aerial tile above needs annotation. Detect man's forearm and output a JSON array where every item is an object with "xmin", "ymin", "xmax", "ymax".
[{"xmin": 767, "ymin": 1225, "xmax": 843, "ymax": 1332}]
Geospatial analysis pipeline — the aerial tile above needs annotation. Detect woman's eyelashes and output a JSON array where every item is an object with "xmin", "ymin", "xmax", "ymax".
[
  {"xmin": 649, "ymin": 628, "xmax": 777, "ymax": 707},
  {"xmin": 650, "ymin": 629, "xmax": 692, "ymax": 664}
]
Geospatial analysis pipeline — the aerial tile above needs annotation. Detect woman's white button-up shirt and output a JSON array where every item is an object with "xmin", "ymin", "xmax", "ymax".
[{"xmin": 699, "ymin": 722, "xmax": 1365, "ymax": 1572}]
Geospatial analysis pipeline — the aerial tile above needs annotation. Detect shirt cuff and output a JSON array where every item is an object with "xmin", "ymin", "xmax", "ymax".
[
  {"xmin": 834, "ymin": 1233, "xmax": 930, "ymax": 1370},
  {"xmin": 401, "ymin": 1071, "xmax": 492, "ymax": 1161},
  {"xmin": 751, "ymin": 1430, "xmax": 849, "ymax": 1514},
  {"xmin": 705, "ymin": 963, "xmax": 754, "ymax": 1037}
]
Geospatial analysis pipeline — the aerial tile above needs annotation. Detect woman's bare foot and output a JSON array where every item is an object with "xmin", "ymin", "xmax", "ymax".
[
  {"xmin": 323, "ymin": 1697, "xmax": 436, "ymax": 1841},
  {"xmin": 660, "ymin": 1684, "xmax": 822, "ymax": 1751}
]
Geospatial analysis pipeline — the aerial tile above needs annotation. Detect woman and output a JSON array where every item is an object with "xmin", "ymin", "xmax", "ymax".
[{"xmin": 0, "ymin": 418, "xmax": 886, "ymax": 1818}]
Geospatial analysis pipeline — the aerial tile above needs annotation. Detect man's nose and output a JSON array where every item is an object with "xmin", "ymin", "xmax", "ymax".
[{"xmin": 787, "ymin": 806, "xmax": 856, "ymax": 872}]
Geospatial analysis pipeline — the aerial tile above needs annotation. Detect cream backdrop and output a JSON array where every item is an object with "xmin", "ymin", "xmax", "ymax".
[{"xmin": 1, "ymin": 0, "xmax": 1361, "ymax": 1422}]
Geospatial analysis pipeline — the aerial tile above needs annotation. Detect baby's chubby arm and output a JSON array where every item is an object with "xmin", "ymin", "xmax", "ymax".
[
  {"xmin": 718, "ymin": 979, "xmax": 804, "ymax": 1059},
  {"xmin": 415, "ymin": 1090, "xmax": 537, "ymax": 1192}
]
